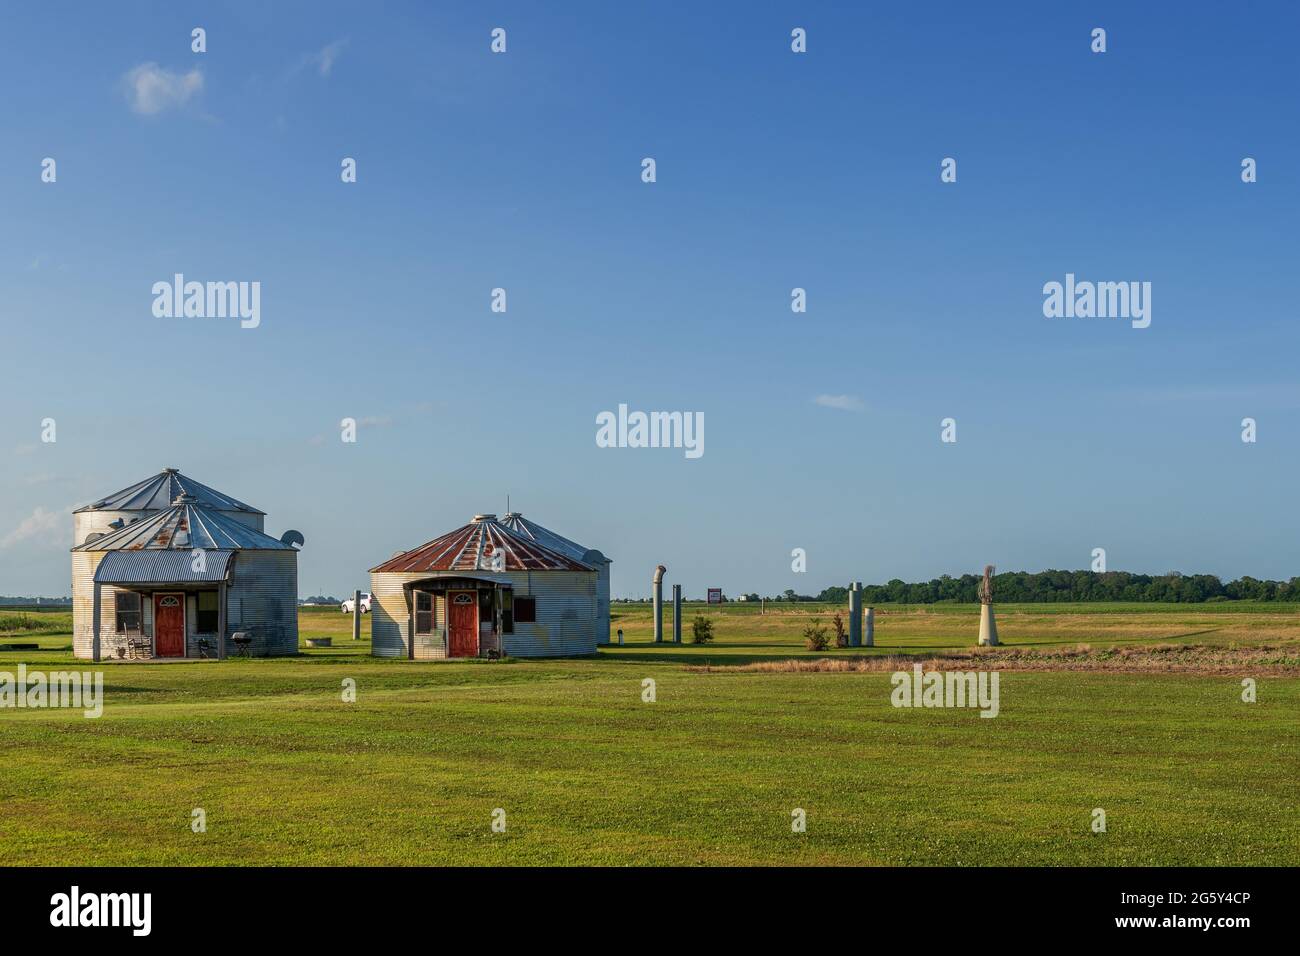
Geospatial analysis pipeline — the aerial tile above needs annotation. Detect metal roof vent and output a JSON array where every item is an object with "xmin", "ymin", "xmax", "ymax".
[
  {"xmin": 472, "ymin": 513, "xmax": 497, "ymax": 522},
  {"xmin": 173, "ymin": 493, "xmax": 198, "ymax": 506},
  {"xmin": 108, "ymin": 519, "xmax": 125, "ymax": 530},
  {"xmin": 164, "ymin": 467, "xmax": 179, "ymax": 474}
]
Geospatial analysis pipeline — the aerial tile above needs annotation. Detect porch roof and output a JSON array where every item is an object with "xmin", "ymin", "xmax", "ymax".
[{"xmin": 94, "ymin": 549, "xmax": 235, "ymax": 585}]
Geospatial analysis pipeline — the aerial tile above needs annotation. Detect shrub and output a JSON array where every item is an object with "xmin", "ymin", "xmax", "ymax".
[
  {"xmin": 833, "ymin": 612, "xmax": 847, "ymax": 647},
  {"xmin": 804, "ymin": 620, "xmax": 830, "ymax": 651},
  {"xmin": 692, "ymin": 616, "xmax": 715, "ymax": 644}
]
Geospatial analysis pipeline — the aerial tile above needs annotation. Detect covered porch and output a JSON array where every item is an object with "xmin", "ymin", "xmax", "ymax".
[
  {"xmin": 402, "ymin": 576, "xmax": 517, "ymax": 660},
  {"xmin": 90, "ymin": 550, "xmax": 237, "ymax": 662}
]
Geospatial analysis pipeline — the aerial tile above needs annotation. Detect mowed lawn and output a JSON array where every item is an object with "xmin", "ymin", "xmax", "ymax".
[{"xmin": 0, "ymin": 604, "xmax": 1297, "ymax": 865}]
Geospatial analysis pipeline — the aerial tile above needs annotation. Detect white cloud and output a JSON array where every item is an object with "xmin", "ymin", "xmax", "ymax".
[
  {"xmin": 291, "ymin": 39, "xmax": 348, "ymax": 79},
  {"xmin": 314, "ymin": 39, "xmax": 348, "ymax": 76},
  {"xmin": 0, "ymin": 506, "xmax": 68, "ymax": 551},
  {"xmin": 122, "ymin": 63, "xmax": 204, "ymax": 115},
  {"xmin": 814, "ymin": 394, "xmax": 865, "ymax": 412}
]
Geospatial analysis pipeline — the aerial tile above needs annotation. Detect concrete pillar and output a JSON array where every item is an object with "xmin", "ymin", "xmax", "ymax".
[
  {"xmin": 672, "ymin": 584, "xmax": 682, "ymax": 643},
  {"xmin": 978, "ymin": 604, "xmax": 999, "ymax": 646},
  {"xmin": 353, "ymin": 589, "xmax": 362, "ymax": 642},
  {"xmin": 864, "ymin": 607, "xmax": 875, "ymax": 647},
  {"xmin": 848, "ymin": 582, "xmax": 862, "ymax": 647}
]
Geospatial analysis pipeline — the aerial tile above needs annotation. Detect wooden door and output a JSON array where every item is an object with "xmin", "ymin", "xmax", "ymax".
[
  {"xmin": 448, "ymin": 591, "xmax": 478, "ymax": 658},
  {"xmin": 154, "ymin": 593, "xmax": 185, "ymax": 657}
]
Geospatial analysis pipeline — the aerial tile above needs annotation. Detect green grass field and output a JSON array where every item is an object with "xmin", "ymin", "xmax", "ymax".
[{"xmin": 1, "ymin": 603, "xmax": 1297, "ymax": 865}]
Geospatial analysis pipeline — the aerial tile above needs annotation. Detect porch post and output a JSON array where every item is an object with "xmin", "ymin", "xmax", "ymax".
[
  {"xmin": 92, "ymin": 581, "xmax": 101, "ymax": 663},
  {"xmin": 218, "ymin": 581, "xmax": 228, "ymax": 659}
]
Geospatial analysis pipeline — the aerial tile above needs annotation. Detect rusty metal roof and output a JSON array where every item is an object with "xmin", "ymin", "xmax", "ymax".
[
  {"xmin": 73, "ymin": 498, "xmax": 293, "ymax": 552},
  {"xmin": 500, "ymin": 512, "xmax": 610, "ymax": 565},
  {"xmin": 73, "ymin": 468, "xmax": 264, "ymax": 515},
  {"xmin": 371, "ymin": 514, "xmax": 593, "ymax": 573}
]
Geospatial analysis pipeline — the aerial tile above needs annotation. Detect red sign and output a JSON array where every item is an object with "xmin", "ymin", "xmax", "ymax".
[{"xmin": 707, "ymin": 588, "xmax": 722, "ymax": 604}]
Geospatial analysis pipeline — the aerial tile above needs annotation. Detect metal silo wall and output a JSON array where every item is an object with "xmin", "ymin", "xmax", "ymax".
[
  {"xmin": 370, "ymin": 572, "xmax": 415, "ymax": 658},
  {"xmin": 71, "ymin": 550, "xmax": 108, "ymax": 659},
  {"xmin": 504, "ymin": 570, "xmax": 597, "ymax": 657},
  {"xmin": 227, "ymin": 550, "xmax": 298, "ymax": 656}
]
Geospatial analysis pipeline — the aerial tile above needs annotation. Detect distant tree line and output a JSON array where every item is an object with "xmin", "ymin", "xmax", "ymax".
[
  {"xmin": 0, "ymin": 596, "xmax": 71, "ymax": 606},
  {"xmin": 301, "ymin": 595, "xmax": 343, "ymax": 605},
  {"xmin": 803, "ymin": 571, "xmax": 1300, "ymax": 605}
]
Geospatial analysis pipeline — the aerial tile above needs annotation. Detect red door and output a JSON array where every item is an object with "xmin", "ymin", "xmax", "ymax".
[
  {"xmin": 448, "ymin": 591, "xmax": 478, "ymax": 658},
  {"xmin": 154, "ymin": 593, "xmax": 185, "ymax": 657}
]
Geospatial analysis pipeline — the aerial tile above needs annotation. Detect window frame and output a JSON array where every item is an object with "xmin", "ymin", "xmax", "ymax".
[
  {"xmin": 514, "ymin": 596, "xmax": 537, "ymax": 625},
  {"xmin": 414, "ymin": 591, "xmax": 434, "ymax": 635},
  {"xmin": 195, "ymin": 590, "xmax": 219, "ymax": 634},
  {"xmin": 114, "ymin": 591, "xmax": 142, "ymax": 634},
  {"xmin": 501, "ymin": 589, "xmax": 514, "ymax": 634}
]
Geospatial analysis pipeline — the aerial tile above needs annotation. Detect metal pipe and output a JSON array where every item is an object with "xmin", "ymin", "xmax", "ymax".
[
  {"xmin": 653, "ymin": 565, "xmax": 666, "ymax": 642},
  {"xmin": 672, "ymin": 584, "xmax": 682, "ymax": 643}
]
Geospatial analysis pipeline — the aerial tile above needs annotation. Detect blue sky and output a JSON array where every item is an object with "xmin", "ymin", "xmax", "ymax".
[{"xmin": 2, "ymin": 1, "xmax": 1297, "ymax": 599}]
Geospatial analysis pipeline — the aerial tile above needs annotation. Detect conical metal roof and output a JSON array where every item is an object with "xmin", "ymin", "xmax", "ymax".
[
  {"xmin": 73, "ymin": 497, "xmax": 292, "ymax": 552},
  {"xmin": 371, "ymin": 514, "xmax": 592, "ymax": 573},
  {"xmin": 73, "ymin": 468, "xmax": 264, "ymax": 515},
  {"xmin": 500, "ymin": 512, "xmax": 608, "ymax": 564}
]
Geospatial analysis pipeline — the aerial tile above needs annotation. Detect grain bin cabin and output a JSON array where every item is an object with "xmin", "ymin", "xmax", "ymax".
[
  {"xmin": 70, "ymin": 469, "xmax": 302, "ymax": 661},
  {"xmin": 500, "ymin": 511, "xmax": 612, "ymax": 644},
  {"xmin": 370, "ymin": 513, "xmax": 599, "ymax": 659}
]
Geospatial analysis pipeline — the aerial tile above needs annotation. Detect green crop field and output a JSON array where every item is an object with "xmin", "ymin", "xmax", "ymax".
[{"xmin": 1, "ymin": 603, "xmax": 1297, "ymax": 865}]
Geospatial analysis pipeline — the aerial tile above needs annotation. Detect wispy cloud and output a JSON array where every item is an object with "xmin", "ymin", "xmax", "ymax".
[
  {"xmin": 292, "ymin": 39, "xmax": 349, "ymax": 79},
  {"xmin": 122, "ymin": 63, "xmax": 204, "ymax": 115},
  {"xmin": 814, "ymin": 394, "xmax": 865, "ymax": 412},
  {"xmin": 0, "ymin": 505, "xmax": 69, "ymax": 551}
]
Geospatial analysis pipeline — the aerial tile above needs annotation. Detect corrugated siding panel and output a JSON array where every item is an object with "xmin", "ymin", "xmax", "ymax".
[
  {"xmin": 227, "ymin": 550, "xmax": 298, "ymax": 656},
  {"xmin": 371, "ymin": 572, "xmax": 417, "ymax": 658},
  {"xmin": 505, "ymin": 571, "xmax": 597, "ymax": 657},
  {"xmin": 72, "ymin": 551, "xmax": 109, "ymax": 659}
]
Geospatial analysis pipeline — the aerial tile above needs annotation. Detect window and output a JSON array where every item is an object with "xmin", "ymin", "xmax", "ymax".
[
  {"xmin": 501, "ymin": 589, "xmax": 514, "ymax": 634},
  {"xmin": 196, "ymin": 591, "xmax": 219, "ymax": 633},
  {"xmin": 415, "ymin": 591, "xmax": 434, "ymax": 634},
  {"xmin": 514, "ymin": 596, "xmax": 536, "ymax": 624},
  {"xmin": 114, "ymin": 592, "xmax": 142, "ymax": 633},
  {"xmin": 479, "ymin": 589, "xmax": 493, "ymax": 624}
]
